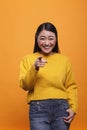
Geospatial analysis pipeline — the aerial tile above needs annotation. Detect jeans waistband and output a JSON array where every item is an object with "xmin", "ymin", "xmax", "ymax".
[{"xmin": 29, "ymin": 98, "xmax": 67, "ymax": 104}]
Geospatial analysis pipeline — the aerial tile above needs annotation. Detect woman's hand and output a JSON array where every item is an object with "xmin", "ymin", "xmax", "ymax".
[
  {"xmin": 63, "ymin": 108, "xmax": 75, "ymax": 123},
  {"xmin": 34, "ymin": 56, "xmax": 47, "ymax": 70}
]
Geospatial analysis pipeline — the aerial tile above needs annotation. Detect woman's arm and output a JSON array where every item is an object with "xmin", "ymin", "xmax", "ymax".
[
  {"xmin": 19, "ymin": 56, "xmax": 38, "ymax": 91},
  {"xmin": 65, "ymin": 59, "xmax": 78, "ymax": 113}
]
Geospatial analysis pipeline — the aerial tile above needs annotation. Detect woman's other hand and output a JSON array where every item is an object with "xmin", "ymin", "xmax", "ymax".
[{"xmin": 62, "ymin": 108, "xmax": 75, "ymax": 123}]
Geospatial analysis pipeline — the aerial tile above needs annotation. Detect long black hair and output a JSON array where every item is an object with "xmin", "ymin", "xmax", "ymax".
[{"xmin": 33, "ymin": 22, "xmax": 60, "ymax": 53}]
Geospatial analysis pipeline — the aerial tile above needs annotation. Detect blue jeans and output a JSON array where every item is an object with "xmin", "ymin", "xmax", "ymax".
[{"xmin": 29, "ymin": 99, "xmax": 70, "ymax": 130}]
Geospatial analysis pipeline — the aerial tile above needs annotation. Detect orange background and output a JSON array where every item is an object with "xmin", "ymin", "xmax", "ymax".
[{"xmin": 0, "ymin": 0, "xmax": 87, "ymax": 130}]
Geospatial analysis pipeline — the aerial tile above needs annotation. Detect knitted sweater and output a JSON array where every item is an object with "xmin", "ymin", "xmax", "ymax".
[{"xmin": 19, "ymin": 52, "xmax": 77, "ymax": 113}]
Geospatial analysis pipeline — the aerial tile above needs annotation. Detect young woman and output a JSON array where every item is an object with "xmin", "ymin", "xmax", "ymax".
[{"xmin": 19, "ymin": 22, "xmax": 77, "ymax": 130}]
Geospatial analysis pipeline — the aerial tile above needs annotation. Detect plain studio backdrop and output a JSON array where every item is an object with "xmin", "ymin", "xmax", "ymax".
[{"xmin": 0, "ymin": 0, "xmax": 87, "ymax": 130}]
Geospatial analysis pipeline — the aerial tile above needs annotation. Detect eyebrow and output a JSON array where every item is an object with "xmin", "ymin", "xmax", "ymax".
[{"xmin": 39, "ymin": 35, "xmax": 55, "ymax": 38}]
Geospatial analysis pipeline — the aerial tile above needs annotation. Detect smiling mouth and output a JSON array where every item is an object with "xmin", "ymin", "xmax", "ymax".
[{"xmin": 43, "ymin": 46, "xmax": 51, "ymax": 49}]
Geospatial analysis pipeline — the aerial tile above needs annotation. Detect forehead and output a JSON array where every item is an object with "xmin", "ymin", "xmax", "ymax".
[{"xmin": 38, "ymin": 30, "xmax": 56, "ymax": 37}]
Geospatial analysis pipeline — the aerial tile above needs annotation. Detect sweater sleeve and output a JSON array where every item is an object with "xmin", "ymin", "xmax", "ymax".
[
  {"xmin": 65, "ymin": 59, "xmax": 78, "ymax": 113},
  {"xmin": 19, "ymin": 56, "xmax": 38, "ymax": 91}
]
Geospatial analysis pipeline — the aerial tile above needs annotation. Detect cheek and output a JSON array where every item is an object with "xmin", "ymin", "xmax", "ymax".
[
  {"xmin": 38, "ymin": 41, "xmax": 44, "ymax": 47},
  {"xmin": 52, "ymin": 41, "xmax": 56, "ymax": 47}
]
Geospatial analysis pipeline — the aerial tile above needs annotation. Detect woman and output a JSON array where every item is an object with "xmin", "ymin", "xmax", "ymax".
[{"xmin": 19, "ymin": 22, "xmax": 77, "ymax": 130}]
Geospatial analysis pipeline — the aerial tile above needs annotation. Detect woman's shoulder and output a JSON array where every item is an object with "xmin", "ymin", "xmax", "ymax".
[
  {"xmin": 22, "ymin": 52, "xmax": 39, "ymax": 59},
  {"xmin": 55, "ymin": 53, "xmax": 72, "ymax": 67},
  {"xmin": 21, "ymin": 52, "xmax": 40, "ymax": 63},
  {"xmin": 55, "ymin": 53, "xmax": 70, "ymax": 61}
]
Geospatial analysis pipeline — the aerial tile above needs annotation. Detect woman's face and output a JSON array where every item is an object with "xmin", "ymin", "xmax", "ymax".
[{"xmin": 37, "ymin": 30, "xmax": 56, "ymax": 55}]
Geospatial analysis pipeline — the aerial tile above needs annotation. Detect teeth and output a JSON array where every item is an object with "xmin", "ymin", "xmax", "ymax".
[{"xmin": 44, "ymin": 47, "xmax": 50, "ymax": 49}]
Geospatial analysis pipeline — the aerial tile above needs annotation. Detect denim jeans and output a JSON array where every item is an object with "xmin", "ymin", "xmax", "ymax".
[{"xmin": 29, "ymin": 99, "xmax": 70, "ymax": 130}]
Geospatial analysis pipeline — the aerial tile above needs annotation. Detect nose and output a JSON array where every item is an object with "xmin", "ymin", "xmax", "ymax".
[{"xmin": 45, "ymin": 39, "xmax": 49, "ymax": 45}]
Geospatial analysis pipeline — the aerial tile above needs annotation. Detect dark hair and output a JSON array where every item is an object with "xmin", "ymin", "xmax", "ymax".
[{"xmin": 33, "ymin": 22, "xmax": 60, "ymax": 53}]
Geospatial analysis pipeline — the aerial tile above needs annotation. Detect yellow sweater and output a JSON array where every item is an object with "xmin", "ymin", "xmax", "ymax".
[{"xmin": 19, "ymin": 52, "xmax": 77, "ymax": 113}]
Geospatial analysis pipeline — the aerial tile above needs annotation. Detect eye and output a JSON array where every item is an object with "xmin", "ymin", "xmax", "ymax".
[
  {"xmin": 40, "ymin": 37, "xmax": 45, "ymax": 40},
  {"xmin": 49, "ymin": 38, "xmax": 54, "ymax": 40},
  {"xmin": 39, "ymin": 36, "xmax": 46, "ymax": 41},
  {"xmin": 49, "ymin": 37, "xmax": 55, "ymax": 41}
]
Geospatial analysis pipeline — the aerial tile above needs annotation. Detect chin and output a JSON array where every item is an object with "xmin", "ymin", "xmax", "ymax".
[{"xmin": 42, "ymin": 51, "xmax": 52, "ymax": 55}]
